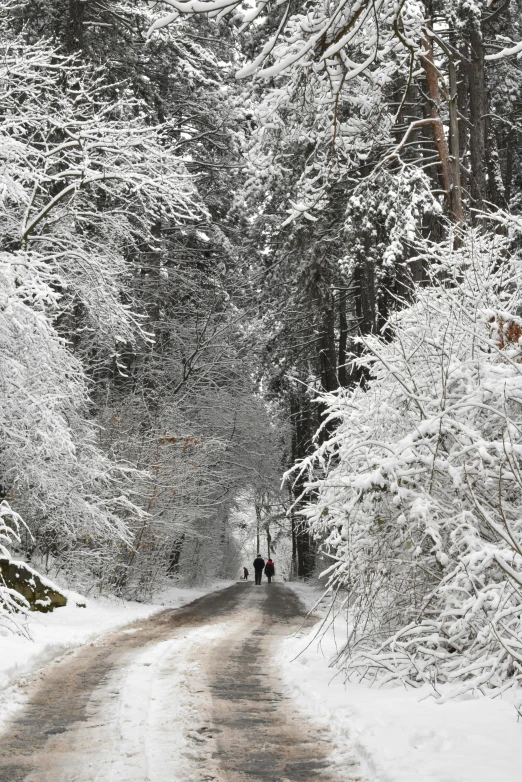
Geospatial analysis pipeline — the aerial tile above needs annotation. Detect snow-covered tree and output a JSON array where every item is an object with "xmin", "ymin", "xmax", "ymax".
[
  {"xmin": 0, "ymin": 31, "xmax": 207, "ymax": 580},
  {"xmin": 295, "ymin": 223, "xmax": 522, "ymax": 698}
]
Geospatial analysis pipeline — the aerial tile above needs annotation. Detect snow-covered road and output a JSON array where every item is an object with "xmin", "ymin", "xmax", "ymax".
[{"xmin": 0, "ymin": 583, "xmax": 359, "ymax": 782}]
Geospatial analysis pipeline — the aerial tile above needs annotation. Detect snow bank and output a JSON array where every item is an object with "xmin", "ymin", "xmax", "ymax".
[
  {"xmin": 281, "ymin": 583, "xmax": 522, "ymax": 782},
  {"xmin": 0, "ymin": 579, "xmax": 236, "ymax": 733}
]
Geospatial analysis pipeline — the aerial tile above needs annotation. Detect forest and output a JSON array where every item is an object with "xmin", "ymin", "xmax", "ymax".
[{"xmin": 2, "ymin": 0, "xmax": 522, "ymax": 705}]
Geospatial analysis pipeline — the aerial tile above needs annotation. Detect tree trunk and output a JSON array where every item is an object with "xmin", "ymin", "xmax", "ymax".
[
  {"xmin": 505, "ymin": 127, "xmax": 514, "ymax": 205},
  {"xmin": 65, "ymin": 0, "xmax": 85, "ymax": 52},
  {"xmin": 448, "ymin": 57, "xmax": 464, "ymax": 220},
  {"xmin": 421, "ymin": 34, "xmax": 464, "ymax": 222},
  {"xmin": 295, "ymin": 523, "xmax": 315, "ymax": 579},
  {"xmin": 319, "ymin": 293, "xmax": 338, "ymax": 393},
  {"xmin": 468, "ymin": 23, "xmax": 487, "ymax": 208},
  {"xmin": 290, "ymin": 510, "xmax": 297, "ymax": 577},
  {"xmin": 255, "ymin": 502, "xmax": 261, "ymax": 554},
  {"xmin": 355, "ymin": 246, "xmax": 376, "ymax": 338},
  {"xmin": 289, "ymin": 392, "xmax": 317, "ymax": 579},
  {"xmin": 486, "ymin": 110, "xmax": 506, "ymax": 207},
  {"xmin": 457, "ymin": 50, "xmax": 469, "ymax": 203},
  {"xmin": 338, "ymin": 293, "xmax": 349, "ymax": 387}
]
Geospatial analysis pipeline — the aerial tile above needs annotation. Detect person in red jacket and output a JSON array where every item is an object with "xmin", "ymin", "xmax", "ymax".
[{"xmin": 264, "ymin": 558, "xmax": 275, "ymax": 584}]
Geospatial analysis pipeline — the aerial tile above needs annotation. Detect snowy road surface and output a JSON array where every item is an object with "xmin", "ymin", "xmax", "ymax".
[{"xmin": 0, "ymin": 583, "xmax": 359, "ymax": 782}]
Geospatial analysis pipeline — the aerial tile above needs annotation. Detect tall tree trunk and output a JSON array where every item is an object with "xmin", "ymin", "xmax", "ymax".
[
  {"xmin": 289, "ymin": 392, "xmax": 316, "ymax": 579},
  {"xmin": 468, "ymin": 23, "xmax": 488, "ymax": 208},
  {"xmin": 319, "ymin": 292, "xmax": 338, "ymax": 393},
  {"xmin": 338, "ymin": 293, "xmax": 349, "ymax": 387},
  {"xmin": 505, "ymin": 127, "xmax": 514, "ymax": 205},
  {"xmin": 255, "ymin": 502, "xmax": 261, "ymax": 554},
  {"xmin": 290, "ymin": 510, "xmax": 297, "ymax": 577},
  {"xmin": 65, "ymin": 0, "xmax": 85, "ymax": 52},
  {"xmin": 457, "ymin": 50, "xmax": 469, "ymax": 203},
  {"xmin": 355, "ymin": 245, "xmax": 376, "ymax": 338},
  {"xmin": 421, "ymin": 34, "xmax": 464, "ymax": 222},
  {"xmin": 486, "ymin": 110, "xmax": 506, "ymax": 207},
  {"xmin": 448, "ymin": 57, "xmax": 464, "ymax": 219}
]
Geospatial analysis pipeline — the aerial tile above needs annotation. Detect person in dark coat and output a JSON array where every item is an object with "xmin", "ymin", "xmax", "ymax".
[
  {"xmin": 264, "ymin": 559, "xmax": 275, "ymax": 584},
  {"xmin": 243, "ymin": 567, "xmax": 249, "ymax": 580},
  {"xmin": 253, "ymin": 554, "xmax": 265, "ymax": 585}
]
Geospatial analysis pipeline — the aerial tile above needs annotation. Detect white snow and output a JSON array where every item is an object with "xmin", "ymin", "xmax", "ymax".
[
  {"xmin": 6, "ymin": 578, "xmax": 521, "ymax": 782},
  {"xmin": 0, "ymin": 580, "xmax": 236, "ymax": 735},
  {"xmin": 96, "ymin": 623, "xmax": 229, "ymax": 781},
  {"xmin": 281, "ymin": 583, "xmax": 522, "ymax": 782}
]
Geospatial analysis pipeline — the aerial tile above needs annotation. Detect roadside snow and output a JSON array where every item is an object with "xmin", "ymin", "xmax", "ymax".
[
  {"xmin": 0, "ymin": 580, "xmax": 235, "ymax": 734},
  {"xmin": 281, "ymin": 582, "xmax": 522, "ymax": 782}
]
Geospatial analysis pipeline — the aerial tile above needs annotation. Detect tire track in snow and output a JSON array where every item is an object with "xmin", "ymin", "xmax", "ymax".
[{"xmin": 0, "ymin": 583, "xmax": 365, "ymax": 782}]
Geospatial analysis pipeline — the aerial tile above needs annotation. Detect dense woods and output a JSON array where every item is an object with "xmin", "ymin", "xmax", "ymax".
[
  {"xmin": 0, "ymin": 0, "xmax": 287, "ymax": 598},
  {"xmin": 2, "ymin": 0, "xmax": 522, "ymax": 700}
]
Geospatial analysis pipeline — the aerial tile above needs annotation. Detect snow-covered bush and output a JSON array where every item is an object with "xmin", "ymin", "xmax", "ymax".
[{"xmin": 296, "ymin": 228, "xmax": 522, "ymax": 699}]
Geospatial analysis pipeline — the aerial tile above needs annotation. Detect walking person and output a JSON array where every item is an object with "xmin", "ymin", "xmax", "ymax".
[
  {"xmin": 243, "ymin": 567, "xmax": 249, "ymax": 580},
  {"xmin": 253, "ymin": 553, "xmax": 265, "ymax": 585},
  {"xmin": 264, "ymin": 558, "xmax": 275, "ymax": 584}
]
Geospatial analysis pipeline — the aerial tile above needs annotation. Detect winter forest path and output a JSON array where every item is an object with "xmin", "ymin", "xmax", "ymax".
[{"xmin": 0, "ymin": 583, "xmax": 351, "ymax": 782}]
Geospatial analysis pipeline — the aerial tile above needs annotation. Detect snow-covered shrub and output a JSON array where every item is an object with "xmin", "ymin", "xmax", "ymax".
[{"xmin": 296, "ymin": 228, "xmax": 522, "ymax": 699}]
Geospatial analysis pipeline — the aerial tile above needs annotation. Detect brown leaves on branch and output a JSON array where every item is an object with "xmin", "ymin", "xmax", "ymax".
[
  {"xmin": 158, "ymin": 435, "xmax": 202, "ymax": 452},
  {"xmin": 489, "ymin": 315, "xmax": 522, "ymax": 361}
]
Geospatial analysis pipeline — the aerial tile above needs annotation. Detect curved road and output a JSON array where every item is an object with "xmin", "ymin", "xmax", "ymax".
[{"xmin": 0, "ymin": 583, "xmax": 361, "ymax": 782}]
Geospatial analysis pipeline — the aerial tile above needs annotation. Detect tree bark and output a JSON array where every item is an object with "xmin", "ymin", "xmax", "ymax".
[
  {"xmin": 319, "ymin": 292, "xmax": 338, "ymax": 393},
  {"xmin": 65, "ymin": 0, "xmax": 85, "ymax": 52},
  {"xmin": 338, "ymin": 293, "xmax": 349, "ymax": 387},
  {"xmin": 289, "ymin": 391, "xmax": 316, "ymax": 579},
  {"xmin": 255, "ymin": 502, "xmax": 261, "ymax": 554},
  {"xmin": 457, "ymin": 51, "xmax": 469, "ymax": 203},
  {"xmin": 448, "ymin": 57, "xmax": 464, "ymax": 220},
  {"xmin": 355, "ymin": 246, "xmax": 376, "ymax": 338},
  {"xmin": 290, "ymin": 510, "xmax": 297, "ymax": 577},
  {"xmin": 486, "ymin": 110, "xmax": 506, "ymax": 207},
  {"xmin": 505, "ymin": 127, "xmax": 514, "ymax": 205},
  {"xmin": 468, "ymin": 23, "xmax": 488, "ymax": 208},
  {"xmin": 421, "ymin": 34, "xmax": 464, "ymax": 222}
]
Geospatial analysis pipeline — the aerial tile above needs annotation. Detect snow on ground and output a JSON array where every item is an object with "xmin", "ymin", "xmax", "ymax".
[
  {"xmin": 0, "ymin": 579, "xmax": 235, "ymax": 734},
  {"xmin": 282, "ymin": 582, "xmax": 522, "ymax": 782},
  {"xmin": 98, "ymin": 622, "xmax": 229, "ymax": 781},
  {"xmin": 50, "ymin": 621, "xmax": 230, "ymax": 782}
]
